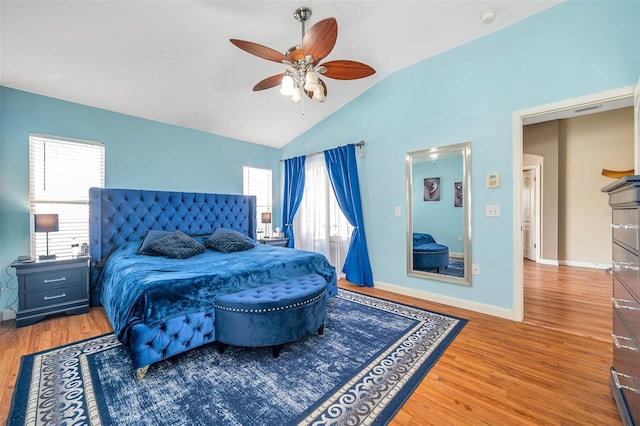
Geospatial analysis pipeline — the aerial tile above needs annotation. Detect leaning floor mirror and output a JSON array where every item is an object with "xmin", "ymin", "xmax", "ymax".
[{"xmin": 406, "ymin": 142, "xmax": 472, "ymax": 285}]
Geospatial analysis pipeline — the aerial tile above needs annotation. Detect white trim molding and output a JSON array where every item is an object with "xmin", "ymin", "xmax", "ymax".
[
  {"xmin": 558, "ymin": 260, "xmax": 611, "ymax": 270},
  {"xmin": 374, "ymin": 280, "xmax": 515, "ymax": 320},
  {"xmin": 512, "ymin": 84, "xmax": 636, "ymax": 322}
]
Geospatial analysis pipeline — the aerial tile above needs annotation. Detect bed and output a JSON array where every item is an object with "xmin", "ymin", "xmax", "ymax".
[{"xmin": 89, "ymin": 187, "xmax": 337, "ymax": 378}]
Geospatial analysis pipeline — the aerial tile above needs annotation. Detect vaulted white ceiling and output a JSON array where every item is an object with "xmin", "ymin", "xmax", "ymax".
[{"xmin": 0, "ymin": 1, "xmax": 562, "ymax": 148}]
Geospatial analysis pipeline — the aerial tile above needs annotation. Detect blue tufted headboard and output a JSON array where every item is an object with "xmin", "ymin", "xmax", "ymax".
[{"xmin": 89, "ymin": 187, "xmax": 257, "ymax": 283}]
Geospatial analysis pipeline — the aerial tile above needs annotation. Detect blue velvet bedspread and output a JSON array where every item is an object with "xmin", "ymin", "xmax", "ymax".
[{"xmin": 95, "ymin": 242, "xmax": 337, "ymax": 343}]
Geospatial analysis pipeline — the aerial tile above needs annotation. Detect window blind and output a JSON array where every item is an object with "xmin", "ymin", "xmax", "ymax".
[{"xmin": 29, "ymin": 135, "xmax": 105, "ymax": 257}]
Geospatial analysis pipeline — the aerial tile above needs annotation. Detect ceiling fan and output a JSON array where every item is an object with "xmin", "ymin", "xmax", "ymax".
[{"xmin": 230, "ymin": 7, "xmax": 375, "ymax": 103}]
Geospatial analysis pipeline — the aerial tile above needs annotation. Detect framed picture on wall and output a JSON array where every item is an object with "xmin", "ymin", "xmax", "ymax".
[
  {"xmin": 454, "ymin": 181, "xmax": 463, "ymax": 207},
  {"xmin": 424, "ymin": 177, "xmax": 440, "ymax": 201}
]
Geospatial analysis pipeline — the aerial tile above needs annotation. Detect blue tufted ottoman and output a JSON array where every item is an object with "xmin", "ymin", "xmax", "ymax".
[
  {"xmin": 414, "ymin": 243, "xmax": 449, "ymax": 273},
  {"xmin": 213, "ymin": 274, "xmax": 327, "ymax": 357}
]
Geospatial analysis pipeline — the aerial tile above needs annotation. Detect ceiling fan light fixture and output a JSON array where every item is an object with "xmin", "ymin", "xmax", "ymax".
[
  {"xmin": 303, "ymin": 70, "xmax": 319, "ymax": 91},
  {"xmin": 312, "ymin": 86, "xmax": 326, "ymax": 102},
  {"xmin": 280, "ymin": 74, "xmax": 295, "ymax": 96},
  {"xmin": 291, "ymin": 86, "xmax": 303, "ymax": 103}
]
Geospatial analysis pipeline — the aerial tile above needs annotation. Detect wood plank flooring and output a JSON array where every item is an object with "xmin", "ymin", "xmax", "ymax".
[
  {"xmin": 523, "ymin": 259, "xmax": 612, "ymax": 342},
  {"xmin": 0, "ymin": 261, "xmax": 621, "ymax": 425}
]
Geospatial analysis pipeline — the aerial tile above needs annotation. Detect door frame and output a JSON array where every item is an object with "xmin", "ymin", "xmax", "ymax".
[
  {"xmin": 522, "ymin": 164, "xmax": 541, "ymax": 263},
  {"xmin": 512, "ymin": 84, "xmax": 636, "ymax": 321}
]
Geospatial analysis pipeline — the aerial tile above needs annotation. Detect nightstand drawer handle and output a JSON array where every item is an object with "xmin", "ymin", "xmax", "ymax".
[
  {"xmin": 43, "ymin": 277, "xmax": 67, "ymax": 284},
  {"xmin": 612, "ymin": 224, "xmax": 639, "ymax": 230},
  {"xmin": 612, "ymin": 297, "xmax": 640, "ymax": 311},
  {"xmin": 612, "ymin": 370, "xmax": 640, "ymax": 393},
  {"xmin": 44, "ymin": 293, "xmax": 66, "ymax": 301},
  {"xmin": 612, "ymin": 334, "xmax": 639, "ymax": 351}
]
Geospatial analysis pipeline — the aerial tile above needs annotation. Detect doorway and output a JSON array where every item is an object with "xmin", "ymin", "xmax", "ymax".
[
  {"xmin": 512, "ymin": 84, "xmax": 637, "ymax": 321},
  {"xmin": 522, "ymin": 165, "xmax": 540, "ymax": 262}
]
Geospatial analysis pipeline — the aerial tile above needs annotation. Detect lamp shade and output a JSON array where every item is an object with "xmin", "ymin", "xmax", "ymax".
[
  {"xmin": 34, "ymin": 213, "xmax": 59, "ymax": 233},
  {"xmin": 261, "ymin": 212, "xmax": 272, "ymax": 224}
]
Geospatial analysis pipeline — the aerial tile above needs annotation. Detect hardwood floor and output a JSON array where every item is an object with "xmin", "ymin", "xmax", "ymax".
[
  {"xmin": 523, "ymin": 259, "xmax": 612, "ymax": 342},
  {"xmin": 0, "ymin": 261, "xmax": 620, "ymax": 425}
]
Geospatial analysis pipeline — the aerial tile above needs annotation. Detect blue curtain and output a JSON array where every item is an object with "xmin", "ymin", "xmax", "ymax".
[
  {"xmin": 324, "ymin": 144, "xmax": 374, "ymax": 287},
  {"xmin": 281, "ymin": 156, "xmax": 306, "ymax": 248}
]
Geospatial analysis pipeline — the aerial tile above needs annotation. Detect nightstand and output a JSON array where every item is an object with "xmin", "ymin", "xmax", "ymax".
[
  {"xmin": 11, "ymin": 256, "xmax": 90, "ymax": 327},
  {"xmin": 258, "ymin": 237, "xmax": 290, "ymax": 247}
]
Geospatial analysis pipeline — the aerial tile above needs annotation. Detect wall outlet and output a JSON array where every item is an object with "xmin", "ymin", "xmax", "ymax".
[
  {"xmin": 394, "ymin": 206, "xmax": 401, "ymax": 217},
  {"xmin": 472, "ymin": 264, "xmax": 480, "ymax": 275},
  {"xmin": 458, "ymin": 235, "xmax": 463, "ymax": 241},
  {"xmin": 485, "ymin": 205, "xmax": 501, "ymax": 217}
]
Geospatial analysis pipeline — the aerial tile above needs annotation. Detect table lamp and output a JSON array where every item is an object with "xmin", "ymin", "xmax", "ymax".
[
  {"xmin": 261, "ymin": 212, "xmax": 272, "ymax": 238},
  {"xmin": 34, "ymin": 213, "xmax": 59, "ymax": 260}
]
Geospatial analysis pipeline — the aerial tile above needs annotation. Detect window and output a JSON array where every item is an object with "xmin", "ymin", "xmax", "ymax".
[
  {"xmin": 30, "ymin": 135, "xmax": 105, "ymax": 258},
  {"xmin": 293, "ymin": 154, "xmax": 353, "ymax": 271},
  {"xmin": 243, "ymin": 166, "xmax": 272, "ymax": 236}
]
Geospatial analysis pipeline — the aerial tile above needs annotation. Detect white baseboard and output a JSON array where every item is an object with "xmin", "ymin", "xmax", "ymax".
[
  {"xmin": 1, "ymin": 309, "xmax": 16, "ymax": 323},
  {"xmin": 535, "ymin": 258, "xmax": 610, "ymax": 270},
  {"xmin": 558, "ymin": 260, "xmax": 610, "ymax": 270},
  {"xmin": 373, "ymin": 280, "xmax": 516, "ymax": 321}
]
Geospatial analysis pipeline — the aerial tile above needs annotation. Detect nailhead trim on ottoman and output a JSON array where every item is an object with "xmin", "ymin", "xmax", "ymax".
[
  {"xmin": 414, "ymin": 242, "xmax": 449, "ymax": 272},
  {"xmin": 213, "ymin": 274, "xmax": 327, "ymax": 357}
]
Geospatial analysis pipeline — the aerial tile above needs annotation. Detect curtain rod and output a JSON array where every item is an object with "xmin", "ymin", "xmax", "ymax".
[{"xmin": 280, "ymin": 140, "xmax": 365, "ymax": 162}]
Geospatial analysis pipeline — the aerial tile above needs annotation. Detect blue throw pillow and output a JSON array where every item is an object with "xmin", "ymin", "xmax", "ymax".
[
  {"xmin": 138, "ymin": 230, "xmax": 172, "ymax": 255},
  {"xmin": 146, "ymin": 230, "xmax": 206, "ymax": 259},
  {"xmin": 205, "ymin": 228, "xmax": 255, "ymax": 253}
]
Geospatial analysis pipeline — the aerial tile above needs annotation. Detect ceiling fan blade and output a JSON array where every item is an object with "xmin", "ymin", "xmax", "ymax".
[
  {"xmin": 253, "ymin": 74, "xmax": 284, "ymax": 91},
  {"xmin": 302, "ymin": 18, "xmax": 337, "ymax": 64},
  {"xmin": 319, "ymin": 60, "xmax": 376, "ymax": 80},
  {"xmin": 230, "ymin": 39, "xmax": 289, "ymax": 64}
]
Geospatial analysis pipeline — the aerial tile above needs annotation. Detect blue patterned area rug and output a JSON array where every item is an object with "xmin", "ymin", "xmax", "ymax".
[
  {"xmin": 417, "ymin": 259, "xmax": 464, "ymax": 278},
  {"xmin": 8, "ymin": 289, "xmax": 466, "ymax": 426},
  {"xmin": 440, "ymin": 259, "xmax": 464, "ymax": 277}
]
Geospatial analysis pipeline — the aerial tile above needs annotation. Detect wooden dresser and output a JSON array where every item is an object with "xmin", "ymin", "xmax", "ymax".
[{"xmin": 603, "ymin": 175, "xmax": 640, "ymax": 425}]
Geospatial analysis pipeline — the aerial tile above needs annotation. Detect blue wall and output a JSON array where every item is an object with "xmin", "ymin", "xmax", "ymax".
[
  {"xmin": 0, "ymin": 88, "xmax": 281, "ymax": 311},
  {"xmin": 281, "ymin": 1, "xmax": 640, "ymax": 310},
  {"xmin": 1, "ymin": 1, "xmax": 638, "ymax": 315}
]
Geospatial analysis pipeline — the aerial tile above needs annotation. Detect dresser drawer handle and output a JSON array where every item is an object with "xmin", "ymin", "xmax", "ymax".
[
  {"xmin": 612, "ymin": 370, "xmax": 640, "ymax": 393},
  {"xmin": 612, "ymin": 334, "xmax": 639, "ymax": 351},
  {"xmin": 612, "ymin": 224, "xmax": 639, "ymax": 230},
  {"xmin": 43, "ymin": 277, "xmax": 67, "ymax": 284},
  {"xmin": 612, "ymin": 297, "xmax": 640, "ymax": 311},
  {"xmin": 612, "ymin": 262, "xmax": 640, "ymax": 271},
  {"xmin": 43, "ymin": 293, "xmax": 66, "ymax": 301}
]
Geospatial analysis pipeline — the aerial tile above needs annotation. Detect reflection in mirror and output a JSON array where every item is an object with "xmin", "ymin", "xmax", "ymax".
[{"xmin": 406, "ymin": 142, "xmax": 472, "ymax": 285}]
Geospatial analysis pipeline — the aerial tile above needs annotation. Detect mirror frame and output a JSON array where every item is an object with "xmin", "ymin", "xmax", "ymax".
[{"xmin": 406, "ymin": 142, "xmax": 472, "ymax": 285}]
